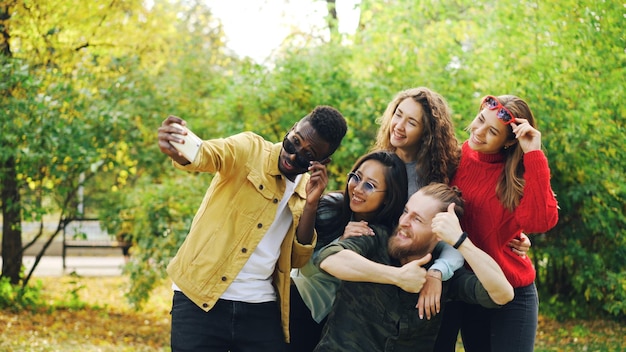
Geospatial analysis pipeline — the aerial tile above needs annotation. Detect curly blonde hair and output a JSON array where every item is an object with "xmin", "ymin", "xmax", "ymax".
[{"xmin": 372, "ymin": 87, "xmax": 460, "ymax": 185}]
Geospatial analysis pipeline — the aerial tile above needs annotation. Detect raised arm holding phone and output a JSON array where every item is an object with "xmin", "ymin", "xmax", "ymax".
[{"xmin": 157, "ymin": 107, "xmax": 347, "ymax": 351}]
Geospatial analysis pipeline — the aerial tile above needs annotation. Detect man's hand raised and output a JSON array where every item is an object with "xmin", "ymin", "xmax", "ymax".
[{"xmin": 157, "ymin": 115, "xmax": 191, "ymax": 165}]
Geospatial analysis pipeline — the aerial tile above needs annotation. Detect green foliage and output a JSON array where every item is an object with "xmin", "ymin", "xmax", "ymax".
[
  {"xmin": 354, "ymin": 0, "xmax": 626, "ymax": 320},
  {"xmin": 195, "ymin": 43, "xmax": 383, "ymax": 190},
  {"xmin": 116, "ymin": 173, "xmax": 205, "ymax": 309},
  {"xmin": 42, "ymin": 275, "xmax": 91, "ymax": 311},
  {"xmin": 3, "ymin": 0, "xmax": 624, "ymax": 321},
  {"xmin": 0, "ymin": 276, "xmax": 44, "ymax": 311},
  {"xmin": 521, "ymin": 0, "xmax": 626, "ymax": 320},
  {"xmin": 62, "ymin": 278, "xmax": 88, "ymax": 310},
  {"xmin": 1, "ymin": 0, "xmax": 235, "ymax": 294},
  {"xmin": 0, "ymin": 273, "xmax": 101, "ymax": 313},
  {"xmin": 0, "ymin": 57, "xmax": 140, "ymax": 220}
]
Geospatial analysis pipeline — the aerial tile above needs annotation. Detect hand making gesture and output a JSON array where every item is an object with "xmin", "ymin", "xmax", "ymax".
[{"xmin": 510, "ymin": 118, "xmax": 541, "ymax": 153}]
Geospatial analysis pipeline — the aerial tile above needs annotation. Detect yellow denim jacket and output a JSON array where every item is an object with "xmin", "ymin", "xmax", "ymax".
[{"xmin": 167, "ymin": 131, "xmax": 316, "ymax": 342}]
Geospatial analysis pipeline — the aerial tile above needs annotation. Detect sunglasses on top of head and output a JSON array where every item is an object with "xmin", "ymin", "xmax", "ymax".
[
  {"xmin": 347, "ymin": 172, "xmax": 386, "ymax": 195},
  {"xmin": 481, "ymin": 95, "xmax": 517, "ymax": 125},
  {"xmin": 282, "ymin": 133, "xmax": 316, "ymax": 169}
]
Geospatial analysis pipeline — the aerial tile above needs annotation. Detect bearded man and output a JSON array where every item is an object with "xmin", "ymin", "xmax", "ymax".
[{"xmin": 313, "ymin": 183, "xmax": 514, "ymax": 352}]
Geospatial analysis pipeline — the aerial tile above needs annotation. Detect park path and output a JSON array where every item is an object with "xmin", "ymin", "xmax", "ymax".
[
  {"xmin": 0, "ymin": 255, "xmax": 126, "ymax": 277},
  {"xmin": 2, "ymin": 220, "xmax": 127, "ymax": 277},
  {"xmin": 25, "ymin": 255, "xmax": 126, "ymax": 277}
]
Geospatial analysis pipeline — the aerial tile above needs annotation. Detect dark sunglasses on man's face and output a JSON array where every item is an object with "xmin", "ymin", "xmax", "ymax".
[
  {"xmin": 482, "ymin": 95, "xmax": 517, "ymax": 124},
  {"xmin": 282, "ymin": 134, "xmax": 314, "ymax": 169}
]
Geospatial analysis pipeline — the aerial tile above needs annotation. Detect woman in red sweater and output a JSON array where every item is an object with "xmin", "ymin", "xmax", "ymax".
[{"xmin": 434, "ymin": 95, "xmax": 559, "ymax": 352}]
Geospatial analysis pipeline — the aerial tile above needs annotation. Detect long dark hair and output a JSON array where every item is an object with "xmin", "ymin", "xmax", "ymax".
[{"xmin": 328, "ymin": 151, "xmax": 408, "ymax": 232}]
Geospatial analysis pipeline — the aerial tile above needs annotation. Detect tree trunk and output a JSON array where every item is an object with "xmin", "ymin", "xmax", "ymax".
[
  {"xmin": 1, "ymin": 155, "xmax": 23, "ymax": 284},
  {"xmin": 1, "ymin": 2, "xmax": 13, "ymax": 57},
  {"xmin": 1, "ymin": 2, "xmax": 23, "ymax": 285},
  {"xmin": 356, "ymin": 0, "xmax": 368, "ymax": 32},
  {"xmin": 325, "ymin": 0, "xmax": 339, "ymax": 43}
]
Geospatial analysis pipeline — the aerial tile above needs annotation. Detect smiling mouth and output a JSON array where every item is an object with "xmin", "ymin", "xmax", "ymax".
[
  {"xmin": 283, "ymin": 155, "xmax": 309, "ymax": 171},
  {"xmin": 393, "ymin": 228, "xmax": 412, "ymax": 241},
  {"xmin": 392, "ymin": 131, "xmax": 405, "ymax": 139},
  {"xmin": 282, "ymin": 156, "xmax": 296, "ymax": 170},
  {"xmin": 471, "ymin": 134, "xmax": 484, "ymax": 144},
  {"xmin": 352, "ymin": 196, "xmax": 365, "ymax": 203}
]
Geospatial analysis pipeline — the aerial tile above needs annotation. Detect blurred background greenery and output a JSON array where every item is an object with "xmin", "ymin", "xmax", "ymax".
[{"xmin": 1, "ymin": 0, "xmax": 624, "ymax": 324}]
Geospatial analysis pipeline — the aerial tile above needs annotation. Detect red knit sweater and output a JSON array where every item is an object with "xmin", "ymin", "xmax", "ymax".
[{"xmin": 452, "ymin": 142, "xmax": 559, "ymax": 287}]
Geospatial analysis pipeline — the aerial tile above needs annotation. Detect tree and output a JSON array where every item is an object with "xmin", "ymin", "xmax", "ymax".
[
  {"xmin": 3, "ymin": 0, "xmax": 623, "ymax": 320},
  {"xmin": 178, "ymin": 0, "xmax": 621, "ymax": 321},
  {"xmin": 94, "ymin": 1, "xmax": 238, "ymax": 307},
  {"xmin": 0, "ymin": 0, "xmax": 232, "ymax": 290},
  {"xmin": 350, "ymin": 0, "xmax": 626, "ymax": 319},
  {"xmin": 123, "ymin": 0, "xmax": 626, "ymax": 318},
  {"xmin": 324, "ymin": 0, "xmax": 340, "ymax": 44},
  {"xmin": 1, "ymin": 0, "xmax": 24, "ymax": 284}
]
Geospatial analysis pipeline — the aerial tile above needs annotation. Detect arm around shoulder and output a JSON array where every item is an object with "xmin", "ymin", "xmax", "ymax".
[
  {"xmin": 317, "ymin": 244, "xmax": 431, "ymax": 294},
  {"xmin": 318, "ymin": 247, "xmax": 397, "ymax": 285}
]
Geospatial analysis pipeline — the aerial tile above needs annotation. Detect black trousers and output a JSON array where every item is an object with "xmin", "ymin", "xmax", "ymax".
[
  {"xmin": 288, "ymin": 284, "xmax": 326, "ymax": 352},
  {"xmin": 170, "ymin": 291, "xmax": 287, "ymax": 352}
]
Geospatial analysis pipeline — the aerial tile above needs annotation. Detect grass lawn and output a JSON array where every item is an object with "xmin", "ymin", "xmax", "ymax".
[{"xmin": 1, "ymin": 276, "xmax": 625, "ymax": 351}]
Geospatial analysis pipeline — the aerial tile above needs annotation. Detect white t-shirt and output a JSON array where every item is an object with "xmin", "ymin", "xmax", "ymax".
[{"xmin": 176, "ymin": 174, "xmax": 301, "ymax": 302}]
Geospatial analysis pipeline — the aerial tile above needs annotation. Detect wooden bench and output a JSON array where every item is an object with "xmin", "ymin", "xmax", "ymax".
[{"xmin": 62, "ymin": 218, "xmax": 131, "ymax": 269}]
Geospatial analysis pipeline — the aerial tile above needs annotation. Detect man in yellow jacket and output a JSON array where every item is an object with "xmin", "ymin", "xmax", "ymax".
[{"xmin": 157, "ymin": 106, "xmax": 347, "ymax": 352}]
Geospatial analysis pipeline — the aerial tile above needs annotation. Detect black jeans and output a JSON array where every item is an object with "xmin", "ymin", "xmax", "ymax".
[
  {"xmin": 170, "ymin": 291, "xmax": 287, "ymax": 352},
  {"xmin": 435, "ymin": 283, "xmax": 539, "ymax": 352},
  {"xmin": 288, "ymin": 284, "xmax": 326, "ymax": 352}
]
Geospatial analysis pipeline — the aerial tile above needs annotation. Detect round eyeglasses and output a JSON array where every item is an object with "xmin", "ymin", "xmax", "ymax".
[{"xmin": 347, "ymin": 172, "xmax": 386, "ymax": 195}]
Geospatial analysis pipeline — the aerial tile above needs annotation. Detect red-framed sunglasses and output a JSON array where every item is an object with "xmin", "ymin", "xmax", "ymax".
[{"xmin": 481, "ymin": 95, "xmax": 517, "ymax": 125}]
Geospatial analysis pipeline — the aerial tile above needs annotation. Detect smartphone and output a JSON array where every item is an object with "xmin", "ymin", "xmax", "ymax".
[{"xmin": 170, "ymin": 123, "xmax": 202, "ymax": 162}]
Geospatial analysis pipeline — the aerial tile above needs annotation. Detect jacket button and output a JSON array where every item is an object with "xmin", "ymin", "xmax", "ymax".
[
  {"xmin": 273, "ymin": 198, "xmax": 278, "ymax": 203},
  {"xmin": 259, "ymin": 185, "xmax": 264, "ymax": 190},
  {"xmin": 241, "ymin": 248, "xmax": 247, "ymax": 253},
  {"xmin": 202, "ymin": 303, "xmax": 209, "ymax": 308},
  {"xmin": 221, "ymin": 276, "xmax": 227, "ymax": 281},
  {"xmin": 257, "ymin": 223, "xmax": 262, "ymax": 228}
]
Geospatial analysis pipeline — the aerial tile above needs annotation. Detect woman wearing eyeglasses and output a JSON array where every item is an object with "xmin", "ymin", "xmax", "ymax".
[
  {"xmin": 289, "ymin": 151, "xmax": 410, "ymax": 351},
  {"xmin": 434, "ymin": 95, "xmax": 559, "ymax": 352}
]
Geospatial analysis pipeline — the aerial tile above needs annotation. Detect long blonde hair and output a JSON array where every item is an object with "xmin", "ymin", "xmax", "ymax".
[
  {"xmin": 489, "ymin": 95, "xmax": 537, "ymax": 211},
  {"xmin": 372, "ymin": 87, "xmax": 460, "ymax": 185}
]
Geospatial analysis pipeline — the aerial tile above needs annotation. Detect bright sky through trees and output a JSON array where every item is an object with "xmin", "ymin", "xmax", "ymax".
[{"xmin": 204, "ymin": 0, "xmax": 360, "ymax": 62}]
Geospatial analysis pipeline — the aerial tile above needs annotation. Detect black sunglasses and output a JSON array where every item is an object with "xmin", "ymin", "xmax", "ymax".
[{"xmin": 282, "ymin": 134, "xmax": 314, "ymax": 169}]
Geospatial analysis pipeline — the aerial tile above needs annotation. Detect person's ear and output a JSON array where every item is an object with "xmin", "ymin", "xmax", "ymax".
[{"xmin": 504, "ymin": 140, "xmax": 517, "ymax": 149}]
